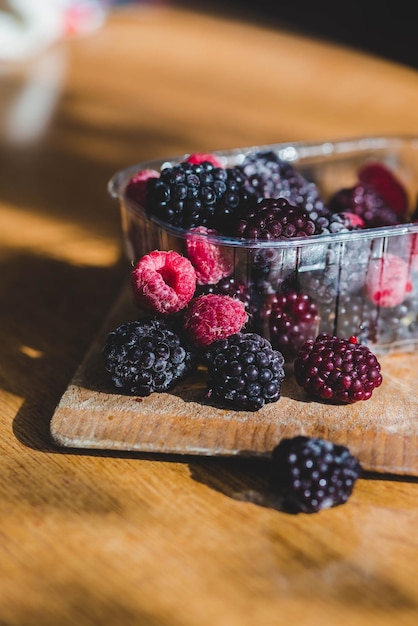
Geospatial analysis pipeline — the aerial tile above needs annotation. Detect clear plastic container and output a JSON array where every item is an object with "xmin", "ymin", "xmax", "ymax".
[{"xmin": 108, "ymin": 135, "xmax": 418, "ymax": 356}]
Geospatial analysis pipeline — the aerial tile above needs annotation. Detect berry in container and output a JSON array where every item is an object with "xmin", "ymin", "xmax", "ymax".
[{"xmin": 108, "ymin": 136, "xmax": 418, "ymax": 358}]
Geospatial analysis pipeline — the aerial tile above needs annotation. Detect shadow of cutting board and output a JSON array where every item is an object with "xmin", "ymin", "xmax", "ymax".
[{"xmin": 50, "ymin": 286, "xmax": 418, "ymax": 476}]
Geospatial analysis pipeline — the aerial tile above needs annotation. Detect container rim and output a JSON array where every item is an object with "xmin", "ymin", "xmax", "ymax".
[{"xmin": 108, "ymin": 134, "xmax": 418, "ymax": 249}]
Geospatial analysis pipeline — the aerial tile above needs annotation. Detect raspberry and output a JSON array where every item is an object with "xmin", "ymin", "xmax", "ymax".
[
  {"xmin": 183, "ymin": 294, "xmax": 247, "ymax": 348},
  {"xmin": 294, "ymin": 333, "xmax": 383, "ymax": 403},
  {"xmin": 185, "ymin": 226, "xmax": 234, "ymax": 285},
  {"xmin": 206, "ymin": 332, "xmax": 285, "ymax": 411},
  {"xmin": 131, "ymin": 250, "xmax": 196, "ymax": 315},
  {"xmin": 102, "ymin": 318, "xmax": 198, "ymax": 396},
  {"xmin": 233, "ymin": 197, "xmax": 316, "ymax": 240},
  {"xmin": 328, "ymin": 184, "xmax": 402, "ymax": 229},
  {"xmin": 261, "ymin": 290, "xmax": 319, "ymax": 360},
  {"xmin": 126, "ymin": 169, "xmax": 160, "ymax": 206},
  {"xmin": 184, "ymin": 153, "xmax": 224, "ymax": 167},
  {"xmin": 364, "ymin": 253, "xmax": 412, "ymax": 307},
  {"xmin": 270, "ymin": 436, "xmax": 362, "ymax": 514},
  {"xmin": 358, "ymin": 161, "xmax": 408, "ymax": 217}
]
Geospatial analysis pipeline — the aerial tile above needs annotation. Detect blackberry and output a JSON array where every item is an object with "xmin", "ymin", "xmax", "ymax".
[
  {"xmin": 239, "ymin": 151, "xmax": 328, "ymax": 222},
  {"xmin": 270, "ymin": 436, "xmax": 362, "ymax": 514},
  {"xmin": 145, "ymin": 161, "xmax": 254, "ymax": 232},
  {"xmin": 328, "ymin": 184, "xmax": 402, "ymax": 229},
  {"xmin": 233, "ymin": 197, "xmax": 316, "ymax": 240},
  {"xmin": 102, "ymin": 318, "xmax": 197, "ymax": 396},
  {"xmin": 205, "ymin": 332, "xmax": 285, "ymax": 411},
  {"xmin": 261, "ymin": 290, "xmax": 319, "ymax": 361},
  {"xmin": 294, "ymin": 333, "xmax": 382, "ymax": 403}
]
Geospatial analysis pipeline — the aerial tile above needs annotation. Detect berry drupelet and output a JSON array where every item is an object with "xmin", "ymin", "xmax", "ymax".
[
  {"xmin": 270, "ymin": 436, "xmax": 362, "ymax": 514},
  {"xmin": 294, "ymin": 333, "xmax": 383, "ymax": 403},
  {"xmin": 102, "ymin": 318, "xmax": 197, "ymax": 396},
  {"xmin": 205, "ymin": 332, "xmax": 285, "ymax": 411}
]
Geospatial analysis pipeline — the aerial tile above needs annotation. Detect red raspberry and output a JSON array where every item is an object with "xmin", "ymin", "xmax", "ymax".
[
  {"xmin": 365, "ymin": 253, "xmax": 412, "ymax": 308},
  {"xmin": 131, "ymin": 250, "xmax": 196, "ymax": 315},
  {"xmin": 184, "ymin": 153, "xmax": 224, "ymax": 167},
  {"xmin": 126, "ymin": 169, "xmax": 160, "ymax": 206},
  {"xmin": 358, "ymin": 162, "xmax": 408, "ymax": 217},
  {"xmin": 183, "ymin": 294, "xmax": 248, "ymax": 348},
  {"xmin": 185, "ymin": 226, "xmax": 234, "ymax": 285}
]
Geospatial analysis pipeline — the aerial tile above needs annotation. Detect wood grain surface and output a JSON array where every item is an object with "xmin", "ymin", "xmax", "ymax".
[
  {"xmin": 1, "ymin": 5, "xmax": 418, "ymax": 626},
  {"xmin": 51, "ymin": 285, "xmax": 418, "ymax": 476}
]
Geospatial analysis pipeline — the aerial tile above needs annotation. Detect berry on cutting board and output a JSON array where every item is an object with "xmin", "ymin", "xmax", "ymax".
[
  {"xmin": 205, "ymin": 332, "xmax": 285, "ymax": 411},
  {"xmin": 294, "ymin": 333, "xmax": 383, "ymax": 403},
  {"xmin": 183, "ymin": 293, "xmax": 248, "ymax": 348},
  {"xmin": 102, "ymin": 318, "xmax": 198, "ymax": 396}
]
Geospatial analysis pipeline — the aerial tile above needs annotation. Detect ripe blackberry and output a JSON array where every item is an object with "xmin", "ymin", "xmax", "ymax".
[
  {"xmin": 270, "ymin": 436, "xmax": 362, "ymax": 514},
  {"xmin": 206, "ymin": 332, "xmax": 285, "ymax": 411},
  {"xmin": 328, "ymin": 184, "xmax": 402, "ymax": 229},
  {"xmin": 294, "ymin": 333, "xmax": 382, "ymax": 403},
  {"xmin": 239, "ymin": 151, "xmax": 328, "ymax": 222},
  {"xmin": 102, "ymin": 318, "xmax": 197, "ymax": 396},
  {"xmin": 233, "ymin": 197, "xmax": 316, "ymax": 240},
  {"xmin": 261, "ymin": 290, "xmax": 319, "ymax": 361},
  {"xmin": 145, "ymin": 161, "xmax": 254, "ymax": 232}
]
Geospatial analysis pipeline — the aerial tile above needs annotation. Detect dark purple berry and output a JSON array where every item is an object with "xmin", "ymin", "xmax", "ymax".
[
  {"xmin": 270, "ymin": 436, "xmax": 362, "ymax": 514},
  {"xmin": 294, "ymin": 333, "xmax": 382, "ymax": 403},
  {"xmin": 233, "ymin": 197, "xmax": 316, "ymax": 240},
  {"xmin": 260, "ymin": 290, "xmax": 319, "ymax": 360},
  {"xmin": 328, "ymin": 184, "xmax": 403, "ymax": 229},
  {"xmin": 102, "ymin": 318, "xmax": 198, "ymax": 396},
  {"xmin": 205, "ymin": 332, "xmax": 285, "ymax": 411}
]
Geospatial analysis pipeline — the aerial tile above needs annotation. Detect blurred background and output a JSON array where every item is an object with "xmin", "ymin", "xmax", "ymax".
[{"xmin": 177, "ymin": 1, "xmax": 417, "ymax": 70}]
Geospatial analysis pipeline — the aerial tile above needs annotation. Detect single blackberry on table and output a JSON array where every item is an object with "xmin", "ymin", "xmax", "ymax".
[
  {"xmin": 145, "ymin": 161, "xmax": 254, "ymax": 232},
  {"xmin": 233, "ymin": 197, "xmax": 316, "ymax": 240},
  {"xmin": 260, "ymin": 290, "xmax": 319, "ymax": 361},
  {"xmin": 102, "ymin": 318, "xmax": 197, "ymax": 396},
  {"xmin": 270, "ymin": 436, "xmax": 362, "ymax": 514},
  {"xmin": 294, "ymin": 333, "xmax": 382, "ymax": 403},
  {"xmin": 205, "ymin": 332, "xmax": 285, "ymax": 411},
  {"xmin": 328, "ymin": 184, "xmax": 403, "ymax": 229}
]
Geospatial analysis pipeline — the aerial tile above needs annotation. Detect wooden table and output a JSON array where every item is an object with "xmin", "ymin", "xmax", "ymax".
[{"xmin": 1, "ymin": 5, "xmax": 418, "ymax": 625}]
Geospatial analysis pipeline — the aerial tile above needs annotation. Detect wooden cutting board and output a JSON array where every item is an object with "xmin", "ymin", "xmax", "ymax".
[{"xmin": 50, "ymin": 286, "xmax": 418, "ymax": 476}]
